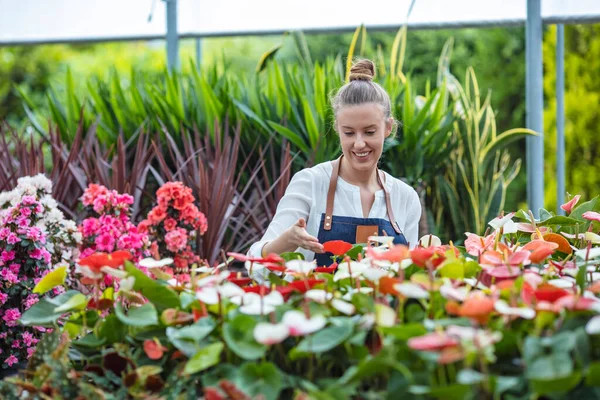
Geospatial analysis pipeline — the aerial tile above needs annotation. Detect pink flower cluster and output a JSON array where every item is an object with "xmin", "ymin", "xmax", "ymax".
[
  {"xmin": 0, "ymin": 197, "xmax": 53, "ymax": 368},
  {"xmin": 79, "ymin": 184, "xmax": 148, "ymax": 261},
  {"xmin": 139, "ymin": 182, "xmax": 208, "ymax": 272}
]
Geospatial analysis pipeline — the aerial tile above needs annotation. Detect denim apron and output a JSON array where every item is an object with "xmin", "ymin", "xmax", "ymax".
[{"xmin": 314, "ymin": 156, "xmax": 408, "ymax": 267}]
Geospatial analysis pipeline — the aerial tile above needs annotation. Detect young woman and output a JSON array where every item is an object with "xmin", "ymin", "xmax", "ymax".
[{"xmin": 248, "ymin": 59, "xmax": 421, "ymax": 266}]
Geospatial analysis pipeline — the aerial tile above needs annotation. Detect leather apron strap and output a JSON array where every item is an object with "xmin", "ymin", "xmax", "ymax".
[{"xmin": 323, "ymin": 156, "xmax": 401, "ymax": 234}]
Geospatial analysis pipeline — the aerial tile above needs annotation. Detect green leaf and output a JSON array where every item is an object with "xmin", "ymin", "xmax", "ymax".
[
  {"xmin": 237, "ymin": 362, "xmax": 284, "ymax": 400},
  {"xmin": 539, "ymin": 216, "xmax": 582, "ymax": 226},
  {"xmin": 124, "ymin": 262, "xmax": 180, "ymax": 310},
  {"xmin": 223, "ymin": 314, "xmax": 266, "ymax": 360},
  {"xmin": 345, "ymin": 245, "xmax": 364, "ymax": 260},
  {"xmin": 577, "ymin": 263, "xmax": 587, "ymax": 293},
  {"xmin": 570, "ymin": 196, "xmax": 599, "ymax": 221},
  {"xmin": 73, "ymin": 334, "xmax": 107, "ymax": 348},
  {"xmin": 166, "ymin": 317, "xmax": 216, "ymax": 357},
  {"xmin": 530, "ymin": 371, "xmax": 582, "ymax": 395},
  {"xmin": 98, "ymin": 314, "xmax": 127, "ymax": 344},
  {"xmin": 526, "ymin": 353, "xmax": 573, "ymax": 380},
  {"xmin": 267, "ymin": 121, "xmax": 309, "ymax": 152},
  {"xmin": 280, "ymin": 252, "xmax": 305, "ymax": 262},
  {"xmin": 438, "ymin": 261, "xmax": 464, "ymax": 279},
  {"xmin": 53, "ymin": 293, "xmax": 88, "ymax": 313},
  {"xmin": 586, "ymin": 361, "xmax": 600, "ymax": 386},
  {"xmin": 20, "ymin": 291, "xmax": 81, "ymax": 326},
  {"xmin": 256, "ymin": 44, "xmax": 283, "ymax": 73},
  {"xmin": 381, "ymin": 323, "xmax": 427, "ymax": 340},
  {"xmin": 33, "ymin": 266, "xmax": 67, "ymax": 294},
  {"xmin": 184, "ymin": 342, "xmax": 224, "ymax": 375},
  {"xmin": 428, "ymin": 384, "xmax": 471, "ymax": 400},
  {"xmin": 115, "ymin": 302, "xmax": 159, "ymax": 327},
  {"xmin": 297, "ymin": 318, "xmax": 353, "ymax": 353}
]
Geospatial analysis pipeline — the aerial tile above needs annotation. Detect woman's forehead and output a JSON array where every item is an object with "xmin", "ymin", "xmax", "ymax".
[{"xmin": 336, "ymin": 103, "xmax": 385, "ymax": 126}]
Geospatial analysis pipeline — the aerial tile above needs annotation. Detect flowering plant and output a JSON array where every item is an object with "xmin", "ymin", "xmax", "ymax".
[
  {"xmin": 78, "ymin": 184, "xmax": 148, "ymax": 262},
  {"xmin": 2, "ymin": 194, "xmax": 600, "ymax": 399},
  {"xmin": 139, "ymin": 181, "xmax": 207, "ymax": 273}
]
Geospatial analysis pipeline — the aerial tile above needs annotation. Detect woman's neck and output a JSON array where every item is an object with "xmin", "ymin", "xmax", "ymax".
[{"xmin": 337, "ymin": 158, "xmax": 379, "ymax": 190}]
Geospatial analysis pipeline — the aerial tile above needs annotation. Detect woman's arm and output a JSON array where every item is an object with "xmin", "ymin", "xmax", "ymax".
[{"xmin": 248, "ymin": 169, "xmax": 324, "ymax": 257}]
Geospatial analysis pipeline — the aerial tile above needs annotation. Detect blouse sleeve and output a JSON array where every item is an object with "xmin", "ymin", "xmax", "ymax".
[
  {"xmin": 403, "ymin": 188, "xmax": 422, "ymax": 248},
  {"xmin": 247, "ymin": 168, "xmax": 313, "ymax": 258}
]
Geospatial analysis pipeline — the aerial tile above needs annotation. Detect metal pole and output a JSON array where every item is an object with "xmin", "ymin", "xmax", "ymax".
[
  {"xmin": 526, "ymin": 0, "xmax": 544, "ymax": 217},
  {"xmin": 166, "ymin": 0, "xmax": 179, "ymax": 71},
  {"xmin": 556, "ymin": 24, "xmax": 565, "ymax": 215},
  {"xmin": 195, "ymin": 38, "xmax": 202, "ymax": 71}
]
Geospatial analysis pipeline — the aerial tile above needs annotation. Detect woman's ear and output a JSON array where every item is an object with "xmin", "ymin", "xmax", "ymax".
[{"xmin": 384, "ymin": 117, "xmax": 394, "ymax": 138}]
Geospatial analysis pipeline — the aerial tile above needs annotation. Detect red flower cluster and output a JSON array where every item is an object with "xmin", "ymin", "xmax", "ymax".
[{"xmin": 140, "ymin": 182, "xmax": 208, "ymax": 272}]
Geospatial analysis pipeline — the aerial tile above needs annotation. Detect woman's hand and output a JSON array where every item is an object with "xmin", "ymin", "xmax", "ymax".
[
  {"xmin": 262, "ymin": 218, "xmax": 324, "ymax": 255},
  {"xmin": 284, "ymin": 218, "xmax": 324, "ymax": 254}
]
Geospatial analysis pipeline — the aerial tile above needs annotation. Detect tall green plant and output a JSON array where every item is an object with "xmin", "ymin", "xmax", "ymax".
[{"xmin": 435, "ymin": 67, "xmax": 537, "ymax": 239}]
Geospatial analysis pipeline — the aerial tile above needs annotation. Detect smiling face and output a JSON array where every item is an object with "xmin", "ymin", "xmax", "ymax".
[{"xmin": 336, "ymin": 103, "xmax": 393, "ymax": 173}]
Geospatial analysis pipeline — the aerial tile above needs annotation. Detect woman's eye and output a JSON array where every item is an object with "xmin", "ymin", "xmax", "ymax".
[
  {"xmin": 366, "ymin": 131, "xmax": 376, "ymax": 135},
  {"xmin": 344, "ymin": 132, "xmax": 354, "ymax": 135}
]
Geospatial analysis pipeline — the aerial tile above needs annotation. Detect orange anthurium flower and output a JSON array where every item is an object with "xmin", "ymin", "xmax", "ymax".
[
  {"xmin": 323, "ymin": 240, "xmax": 353, "ymax": 256},
  {"xmin": 446, "ymin": 293, "xmax": 495, "ymax": 324},
  {"xmin": 378, "ymin": 276, "xmax": 402, "ymax": 296},
  {"xmin": 438, "ymin": 346, "xmax": 465, "ymax": 365},
  {"xmin": 143, "ymin": 339, "xmax": 167, "ymax": 360},
  {"xmin": 78, "ymin": 251, "xmax": 133, "ymax": 273},
  {"xmin": 522, "ymin": 240, "xmax": 559, "ymax": 263},
  {"xmin": 410, "ymin": 247, "xmax": 436, "ymax": 267},
  {"xmin": 541, "ymin": 233, "xmax": 572, "ymax": 254},
  {"xmin": 367, "ymin": 245, "xmax": 410, "ymax": 263}
]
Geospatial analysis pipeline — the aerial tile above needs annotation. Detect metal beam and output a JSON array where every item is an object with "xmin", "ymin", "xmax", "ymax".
[
  {"xmin": 525, "ymin": 0, "xmax": 544, "ymax": 218},
  {"xmin": 166, "ymin": 0, "xmax": 179, "ymax": 71},
  {"xmin": 3, "ymin": 14, "xmax": 600, "ymax": 47},
  {"xmin": 556, "ymin": 24, "xmax": 565, "ymax": 215}
]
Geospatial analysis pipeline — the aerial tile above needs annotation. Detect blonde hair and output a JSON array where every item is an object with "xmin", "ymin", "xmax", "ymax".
[{"xmin": 331, "ymin": 59, "xmax": 393, "ymax": 125}]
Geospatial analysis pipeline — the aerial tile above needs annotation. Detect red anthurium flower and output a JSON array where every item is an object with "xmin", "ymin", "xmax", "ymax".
[
  {"xmin": 323, "ymin": 240, "xmax": 353, "ymax": 256},
  {"xmin": 274, "ymin": 286, "xmax": 295, "ymax": 301},
  {"xmin": 438, "ymin": 346, "xmax": 465, "ymax": 364},
  {"xmin": 288, "ymin": 279, "xmax": 325, "ymax": 293},
  {"xmin": 143, "ymin": 339, "xmax": 168, "ymax": 360},
  {"xmin": 79, "ymin": 250, "xmax": 133, "ymax": 273},
  {"xmin": 367, "ymin": 245, "xmax": 410, "ymax": 263},
  {"xmin": 583, "ymin": 211, "xmax": 600, "ymax": 223},
  {"xmin": 560, "ymin": 195, "xmax": 581, "ymax": 214},
  {"xmin": 533, "ymin": 284, "xmax": 571, "ymax": 303},
  {"xmin": 192, "ymin": 306, "xmax": 208, "ymax": 322},
  {"xmin": 265, "ymin": 263, "xmax": 287, "ymax": 272},
  {"xmin": 315, "ymin": 262, "xmax": 338, "ymax": 273},
  {"xmin": 554, "ymin": 295, "xmax": 597, "ymax": 312},
  {"xmin": 408, "ymin": 332, "xmax": 459, "ymax": 351},
  {"xmin": 410, "ymin": 247, "xmax": 436, "ymax": 267},
  {"xmin": 243, "ymin": 286, "xmax": 271, "ymax": 295},
  {"xmin": 87, "ymin": 298, "xmax": 114, "ymax": 311},
  {"xmin": 227, "ymin": 272, "xmax": 252, "ymax": 287}
]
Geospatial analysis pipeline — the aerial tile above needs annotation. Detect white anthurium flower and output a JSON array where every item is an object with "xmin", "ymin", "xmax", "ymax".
[
  {"xmin": 138, "ymin": 257, "xmax": 174, "ymax": 268},
  {"xmin": 575, "ymin": 247, "xmax": 600, "ymax": 260},
  {"xmin": 368, "ymin": 236, "xmax": 395, "ymax": 245},
  {"xmin": 100, "ymin": 267, "xmax": 128, "ymax": 279},
  {"xmin": 75, "ymin": 264, "xmax": 103, "ymax": 280},
  {"xmin": 439, "ymin": 284, "xmax": 468, "ymax": 302},
  {"xmin": 332, "ymin": 299, "xmax": 355, "ymax": 315},
  {"xmin": 586, "ymin": 315, "xmax": 600, "ymax": 335},
  {"xmin": 240, "ymin": 300, "xmax": 275, "ymax": 315},
  {"xmin": 191, "ymin": 265, "xmax": 215, "ymax": 274},
  {"xmin": 195, "ymin": 271, "xmax": 230, "ymax": 288},
  {"xmin": 118, "ymin": 276, "xmax": 136, "ymax": 293},
  {"xmin": 547, "ymin": 278, "xmax": 576, "ymax": 289},
  {"xmin": 359, "ymin": 313, "xmax": 376, "ymax": 330},
  {"xmin": 400, "ymin": 258, "xmax": 414, "ymax": 270},
  {"xmin": 361, "ymin": 267, "xmax": 390, "ymax": 282},
  {"xmin": 235, "ymin": 290, "xmax": 284, "ymax": 315},
  {"xmin": 488, "ymin": 212, "xmax": 516, "ymax": 231},
  {"xmin": 494, "ymin": 300, "xmax": 536, "ymax": 320},
  {"xmin": 254, "ymin": 322, "xmax": 290, "ymax": 345},
  {"xmin": 502, "ymin": 220, "xmax": 518, "ymax": 234},
  {"xmin": 585, "ymin": 232, "xmax": 600, "ymax": 244},
  {"xmin": 463, "ymin": 278, "xmax": 488, "ymax": 290},
  {"xmin": 334, "ymin": 261, "xmax": 368, "ymax": 282},
  {"xmin": 195, "ymin": 286, "xmax": 219, "ymax": 305},
  {"xmin": 375, "ymin": 304, "xmax": 396, "ymax": 327},
  {"xmin": 561, "ymin": 232, "xmax": 586, "ymax": 240},
  {"xmin": 305, "ymin": 289, "xmax": 333, "ymax": 304},
  {"xmin": 419, "ymin": 235, "xmax": 442, "ymax": 247},
  {"xmin": 446, "ymin": 325, "xmax": 502, "ymax": 347},
  {"xmin": 393, "ymin": 282, "xmax": 430, "ymax": 299},
  {"xmin": 196, "ymin": 282, "xmax": 245, "ymax": 305},
  {"xmin": 341, "ymin": 287, "xmax": 374, "ymax": 301},
  {"xmin": 286, "ymin": 260, "xmax": 316, "ymax": 275},
  {"xmin": 282, "ymin": 311, "xmax": 327, "ymax": 336},
  {"xmin": 245, "ymin": 260, "xmax": 266, "ymax": 272}
]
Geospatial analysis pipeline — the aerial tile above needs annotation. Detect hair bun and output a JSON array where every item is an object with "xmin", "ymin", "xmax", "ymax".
[{"xmin": 349, "ymin": 59, "xmax": 376, "ymax": 82}]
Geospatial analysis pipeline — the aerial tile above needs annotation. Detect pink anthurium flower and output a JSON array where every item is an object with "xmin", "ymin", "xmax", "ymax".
[
  {"xmin": 583, "ymin": 211, "xmax": 600, "ymax": 223},
  {"xmin": 407, "ymin": 332, "xmax": 459, "ymax": 351},
  {"xmin": 282, "ymin": 310, "xmax": 327, "ymax": 336},
  {"xmin": 464, "ymin": 232, "xmax": 495, "ymax": 256},
  {"xmin": 560, "ymin": 195, "xmax": 581, "ymax": 214}
]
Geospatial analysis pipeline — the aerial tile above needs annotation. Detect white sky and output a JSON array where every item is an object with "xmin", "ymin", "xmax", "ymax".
[{"xmin": 0, "ymin": 0, "xmax": 599, "ymax": 44}]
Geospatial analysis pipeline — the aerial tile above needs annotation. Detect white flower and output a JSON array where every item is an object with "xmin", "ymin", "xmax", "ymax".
[
  {"xmin": 585, "ymin": 232, "xmax": 600, "ymax": 244},
  {"xmin": 118, "ymin": 276, "xmax": 136, "ymax": 293},
  {"xmin": 488, "ymin": 212, "xmax": 516, "ymax": 232},
  {"xmin": 139, "ymin": 257, "xmax": 174, "ymax": 268},
  {"xmin": 254, "ymin": 322, "xmax": 289, "ymax": 345},
  {"xmin": 446, "ymin": 325, "xmax": 502, "ymax": 348},
  {"xmin": 574, "ymin": 247, "xmax": 600, "ymax": 260},
  {"xmin": 334, "ymin": 261, "xmax": 368, "ymax": 281},
  {"xmin": 400, "ymin": 259, "xmax": 414, "ymax": 269},
  {"xmin": 195, "ymin": 271, "xmax": 230, "ymax": 288},
  {"xmin": 341, "ymin": 287, "xmax": 374, "ymax": 301},
  {"xmin": 547, "ymin": 278, "xmax": 576, "ymax": 289},
  {"xmin": 236, "ymin": 291, "xmax": 284, "ymax": 315},
  {"xmin": 393, "ymin": 282, "xmax": 430, "ymax": 299},
  {"xmin": 282, "ymin": 310, "xmax": 327, "ymax": 336},
  {"xmin": 368, "ymin": 236, "xmax": 395, "ymax": 245},
  {"xmin": 305, "ymin": 289, "xmax": 332, "ymax": 303},
  {"xmin": 332, "ymin": 299, "xmax": 355, "ymax": 315},
  {"xmin": 419, "ymin": 235, "xmax": 442, "ymax": 247},
  {"xmin": 196, "ymin": 282, "xmax": 245, "ymax": 305},
  {"xmin": 375, "ymin": 304, "xmax": 396, "ymax": 327},
  {"xmin": 286, "ymin": 260, "xmax": 316, "ymax": 275},
  {"xmin": 494, "ymin": 300, "xmax": 535, "ymax": 320},
  {"xmin": 361, "ymin": 267, "xmax": 389, "ymax": 282},
  {"xmin": 439, "ymin": 284, "xmax": 468, "ymax": 302},
  {"xmin": 17, "ymin": 174, "xmax": 52, "ymax": 194},
  {"xmin": 586, "ymin": 315, "xmax": 600, "ymax": 335}
]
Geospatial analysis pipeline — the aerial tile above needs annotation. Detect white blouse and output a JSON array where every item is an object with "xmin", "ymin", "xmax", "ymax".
[{"xmin": 248, "ymin": 161, "xmax": 422, "ymax": 260}]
